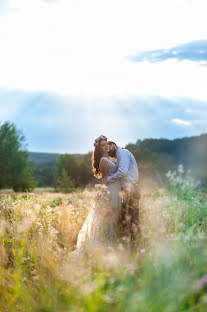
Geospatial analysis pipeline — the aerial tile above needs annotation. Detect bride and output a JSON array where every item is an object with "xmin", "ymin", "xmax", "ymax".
[{"xmin": 73, "ymin": 135, "xmax": 122, "ymax": 256}]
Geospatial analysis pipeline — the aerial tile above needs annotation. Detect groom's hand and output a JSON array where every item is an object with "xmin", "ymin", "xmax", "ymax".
[{"xmin": 123, "ymin": 182, "xmax": 135, "ymax": 194}]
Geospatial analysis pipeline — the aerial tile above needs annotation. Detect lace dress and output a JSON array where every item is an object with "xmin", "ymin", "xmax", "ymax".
[{"xmin": 74, "ymin": 157, "xmax": 122, "ymax": 255}]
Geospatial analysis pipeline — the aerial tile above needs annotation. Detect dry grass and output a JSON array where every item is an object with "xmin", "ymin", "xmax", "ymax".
[{"xmin": 1, "ymin": 177, "xmax": 207, "ymax": 311}]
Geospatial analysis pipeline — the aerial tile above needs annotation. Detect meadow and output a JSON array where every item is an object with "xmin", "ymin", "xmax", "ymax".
[{"xmin": 0, "ymin": 170, "xmax": 207, "ymax": 312}]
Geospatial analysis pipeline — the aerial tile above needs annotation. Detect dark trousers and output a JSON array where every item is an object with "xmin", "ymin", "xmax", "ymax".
[{"xmin": 119, "ymin": 183, "xmax": 141, "ymax": 249}]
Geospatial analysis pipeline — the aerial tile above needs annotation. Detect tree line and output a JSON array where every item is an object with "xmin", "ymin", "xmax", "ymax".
[{"xmin": 0, "ymin": 121, "xmax": 207, "ymax": 192}]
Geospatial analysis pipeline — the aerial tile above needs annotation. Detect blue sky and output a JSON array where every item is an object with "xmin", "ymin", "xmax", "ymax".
[
  {"xmin": 0, "ymin": 0, "xmax": 207, "ymax": 153},
  {"xmin": 129, "ymin": 40, "xmax": 207, "ymax": 65}
]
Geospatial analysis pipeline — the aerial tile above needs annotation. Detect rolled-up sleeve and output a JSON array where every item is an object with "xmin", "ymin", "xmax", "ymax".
[{"xmin": 108, "ymin": 150, "xmax": 130, "ymax": 182}]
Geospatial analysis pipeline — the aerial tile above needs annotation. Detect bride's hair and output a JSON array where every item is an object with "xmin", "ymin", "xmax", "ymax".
[{"xmin": 91, "ymin": 135, "xmax": 107, "ymax": 179}]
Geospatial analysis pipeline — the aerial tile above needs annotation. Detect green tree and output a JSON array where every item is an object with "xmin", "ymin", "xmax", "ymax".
[
  {"xmin": 54, "ymin": 154, "xmax": 80, "ymax": 189},
  {"xmin": 34, "ymin": 165, "xmax": 55, "ymax": 187},
  {"xmin": 56, "ymin": 168, "xmax": 75, "ymax": 193},
  {"xmin": 77, "ymin": 152, "xmax": 94, "ymax": 186},
  {"xmin": 0, "ymin": 121, "xmax": 35, "ymax": 191}
]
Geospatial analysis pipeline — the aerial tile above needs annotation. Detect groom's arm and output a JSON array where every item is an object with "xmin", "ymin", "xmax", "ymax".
[{"xmin": 108, "ymin": 150, "xmax": 130, "ymax": 182}]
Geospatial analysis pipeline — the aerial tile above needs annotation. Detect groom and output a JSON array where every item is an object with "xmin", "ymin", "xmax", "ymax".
[{"xmin": 107, "ymin": 141, "xmax": 141, "ymax": 251}]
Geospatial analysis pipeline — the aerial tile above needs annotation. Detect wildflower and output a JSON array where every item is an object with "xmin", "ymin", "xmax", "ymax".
[
  {"xmin": 32, "ymin": 275, "xmax": 39, "ymax": 281},
  {"xmin": 201, "ymin": 294, "xmax": 207, "ymax": 303},
  {"xmin": 196, "ymin": 275, "xmax": 207, "ymax": 290},
  {"xmin": 197, "ymin": 232, "xmax": 206, "ymax": 240},
  {"xmin": 195, "ymin": 180, "xmax": 201, "ymax": 187},
  {"xmin": 116, "ymin": 286, "xmax": 126, "ymax": 293},
  {"xmin": 108, "ymin": 277, "xmax": 115, "ymax": 284},
  {"xmin": 80, "ymin": 283, "xmax": 95, "ymax": 295},
  {"xmin": 178, "ymin": 164, "xmax": 184, "ymax": 174},
  {"xmin": 126, "ymin": 263, "xmax": 137, "ymax": 273},
  {"xmin": 121, "ymin": 236, "xmax": 129, "ymax": 242},
  {"xmin": 102, "ymin": 295, "xmax": 114, "ymax": 303},
  {"xmin": 140, "ymin": 248, "xmax": 145, "ymax": 253},
  {"xmin": 17, "ymin": 218, "xmax": 32, "ymax": 233}
]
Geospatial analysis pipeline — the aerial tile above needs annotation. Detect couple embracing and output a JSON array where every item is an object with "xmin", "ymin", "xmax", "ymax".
[{"xmin": 74, "ymin": 135, "xmax": 141, "ymax": 257}]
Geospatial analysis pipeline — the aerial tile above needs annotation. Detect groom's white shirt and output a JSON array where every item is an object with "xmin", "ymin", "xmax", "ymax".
[{"xmin": 107, "ymin": 147, "xmax": 138, "ymax": 187}]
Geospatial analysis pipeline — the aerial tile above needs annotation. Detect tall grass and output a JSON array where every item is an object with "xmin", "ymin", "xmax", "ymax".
[{"xmin": 0, "ymin": 171, "xmax": 207, "ymax": 311}]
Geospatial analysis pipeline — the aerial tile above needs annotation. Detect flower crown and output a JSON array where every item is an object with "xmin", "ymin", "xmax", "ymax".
[{"xmin": 94, "ymin": 135, "xmax": 107, "ymax": 147}]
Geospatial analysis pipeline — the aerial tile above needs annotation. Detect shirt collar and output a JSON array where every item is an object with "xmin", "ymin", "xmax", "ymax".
[{"xmin": 116, "ymin": 147, "xmax": 122, "ymax": 157}]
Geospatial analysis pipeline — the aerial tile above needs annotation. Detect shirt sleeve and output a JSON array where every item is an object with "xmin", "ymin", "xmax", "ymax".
[{"xmin": 108, "ymin": 150, "xmax": 130, "ymax": 182}]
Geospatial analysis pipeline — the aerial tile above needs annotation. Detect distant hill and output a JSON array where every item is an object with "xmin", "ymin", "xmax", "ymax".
[
  {"xmin": 125, "ymin": 133, "xmax": 207, "ymax": 186},
  {"xmin": 29, "ymin": 152, "xmax": 83, "ymax": 167},
  {"xmin": 29, "ymin": 152, "xmax": 60, "ymax": 167}
]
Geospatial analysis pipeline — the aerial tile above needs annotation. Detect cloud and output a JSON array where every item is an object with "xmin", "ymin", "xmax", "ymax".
[
  {"xmin": 0, "ymin": 0, "xmax": 9, "ymax": 10},
  {"xmin": 0, "ymin": 0, "xmax": 7, "ymax": 9},
  {"xmin": 0, "ymin": 0, "xmax": 17, "ymax": 15},
  {"xmin": 185, "ymin": 109, "xmax": 193, "ymax": 113},
  {"xmin": 0, "ymin": 89, "xmax": 207, "ymax": 153},
  {"xmin": 1, "ymin": 1, "xmax": 207, "ymax": 100},
  {"xmin": 41, "ymin": 0, "xmax": 58, "ymax": 3},
  {"xmin": 171, "ymin": 118, "xmax": 192, "ymax": 126},
  {"xmin": 129, "ymin": 40, "xmax": 207, "ymax": 65}
]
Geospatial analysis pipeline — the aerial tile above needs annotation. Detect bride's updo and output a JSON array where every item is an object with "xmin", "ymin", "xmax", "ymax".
[{"xmin": 92, "ymin": 135, "xmax": 107, "ymax": 179}]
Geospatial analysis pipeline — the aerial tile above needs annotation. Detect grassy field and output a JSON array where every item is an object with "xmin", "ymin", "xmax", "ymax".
[
  {"xmin": 0, "ymin": 187, "xmax": 83, "ymax": 194},
  {"xmin": 0, "ymin": 171, "xmax": 207, "ymax": 311}
]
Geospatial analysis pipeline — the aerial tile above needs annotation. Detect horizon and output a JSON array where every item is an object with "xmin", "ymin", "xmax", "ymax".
[{"xmin": 27, "ymin": 131, "xmax": 207, "ymax": 155}]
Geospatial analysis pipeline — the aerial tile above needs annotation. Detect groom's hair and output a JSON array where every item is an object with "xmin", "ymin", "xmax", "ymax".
[{"xmin": 108, "ymin": 141, "xmax": 117, "ymax": 146}]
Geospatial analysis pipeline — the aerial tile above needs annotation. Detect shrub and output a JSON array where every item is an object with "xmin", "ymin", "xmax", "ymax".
[
  {"xmin": 166, "ymin": 164, "xmax": 197, "ymax": 198},
  {"xmin": 55, "ymin": 169, "xmax": 75, "ymax": 193}
]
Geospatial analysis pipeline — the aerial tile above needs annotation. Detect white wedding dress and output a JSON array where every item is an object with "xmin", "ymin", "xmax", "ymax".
[{"xmin": 73, "ymin": 157, "xmax": 122, "ymax": 256}]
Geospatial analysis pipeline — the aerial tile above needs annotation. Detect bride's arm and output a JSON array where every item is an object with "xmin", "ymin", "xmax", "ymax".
[{"xmin": 100, "ymin": 159, "xmax": 109, "ymax": 185}]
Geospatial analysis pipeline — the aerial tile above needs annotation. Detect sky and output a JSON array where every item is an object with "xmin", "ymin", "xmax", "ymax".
[{"xmin": 0, "ymin": 0, "xmax": 207, "ymax": 153}]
